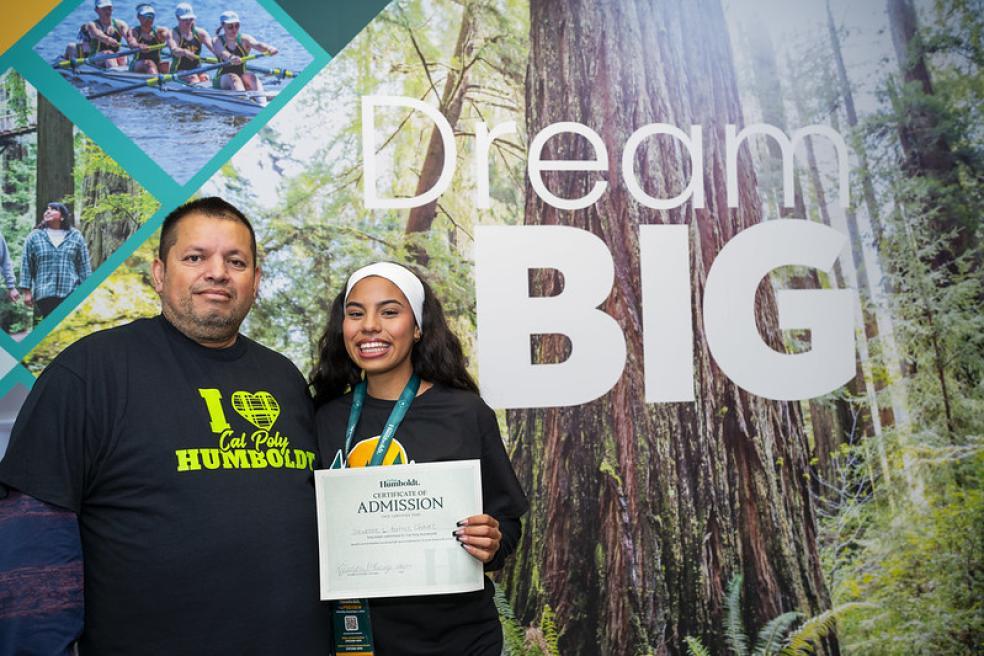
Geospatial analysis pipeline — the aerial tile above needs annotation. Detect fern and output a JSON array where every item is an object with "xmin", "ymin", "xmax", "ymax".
[
  {"xmin": 753, "ymin": 611, "xmax": 802, "ymax": 656},
  {"xmin": 493, "ymin": 583, "xmax": 516, "ymax": 620},
  {"xmin": 724, "ymin": 574, "xmax": 750, "ymax": 656},
  {"xmin": 685, "ymin": 635, "xmax": 713, "ymax": 656},
  {"xmin": 779, "ymin": 603, "xmax": 871, "ymax": 656},
  {"xmin": 685, "ymin": 574, "xmax": 871, "ymax": 656},
  {"xmin": 779, "ymin": 610, "xmax": 837, "ymax": 655},
  {"xmin": 541, "ymin": 604, "xmax": 561, "ymax": 656},
  {"xmin": 501, "ymin": 621, "xmax": 527, "ymax": 655},
  {"xmin": 493, "ymin": 582, "xmax": 528, "ymax": 656}
]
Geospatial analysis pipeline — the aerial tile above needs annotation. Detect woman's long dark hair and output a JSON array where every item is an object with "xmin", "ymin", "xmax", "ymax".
[
  {"xmin": 310, "ymin": 269, "xmax": 479, "ymax": 406},
  {"xmin": 38, "ymin": 202, "xmax": 74, "ymax": 230}
]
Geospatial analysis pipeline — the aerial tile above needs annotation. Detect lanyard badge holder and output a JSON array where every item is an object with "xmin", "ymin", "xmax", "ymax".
[{"xmin": 330, "ymin": 375, "xmax": 420, "ymax": 655}]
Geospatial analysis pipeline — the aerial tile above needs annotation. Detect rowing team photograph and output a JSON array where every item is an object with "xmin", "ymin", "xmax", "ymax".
[{"xmin": 33, "ymin": 0, "xmax": 313, "ymax": 185}]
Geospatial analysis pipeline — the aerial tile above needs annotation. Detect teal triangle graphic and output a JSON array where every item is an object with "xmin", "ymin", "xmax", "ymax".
[{"xmin": 274, "ymin": 0, "xmax": 392, "ymax": 55}]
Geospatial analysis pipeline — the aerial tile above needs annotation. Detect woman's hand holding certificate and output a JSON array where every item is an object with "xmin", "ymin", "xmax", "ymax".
[{"xmin": 454, "ymin": 514, "xmax": 501, "ymax": 563}]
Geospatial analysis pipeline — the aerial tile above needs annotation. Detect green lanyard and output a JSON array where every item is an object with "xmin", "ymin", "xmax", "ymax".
[
  {"xmin": 342, "ymin": 374, "xmax": 420, "ymax": 468},
  {"xmin": 331, "ymin": 374, "xmax": 420, "ymax": 655}
]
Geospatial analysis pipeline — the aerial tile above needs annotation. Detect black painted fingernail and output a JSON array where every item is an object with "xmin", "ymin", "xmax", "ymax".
[{"xmin": 456, "ymin": 520, "xmax": 466, "ymax": 527}]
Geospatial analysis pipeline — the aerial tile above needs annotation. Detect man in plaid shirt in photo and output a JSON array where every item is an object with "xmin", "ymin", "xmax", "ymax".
[{"xmin": 19, "ymin": 202, "xmax": 92, "ymax": 321}]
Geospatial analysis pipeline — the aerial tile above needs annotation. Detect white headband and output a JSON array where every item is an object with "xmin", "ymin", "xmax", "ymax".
[{"xmin": 345, "ymin": 262, "xmax": 424, "ymax": 327}]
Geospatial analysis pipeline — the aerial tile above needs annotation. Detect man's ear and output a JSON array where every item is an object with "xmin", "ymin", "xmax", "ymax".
[
  {"xmin": 252, "ymin": 266, "xmax": 262, "ymax": 299},
  {"xmin": 151, "ymin": 258, "xmax": 165, "ymax": 293}
]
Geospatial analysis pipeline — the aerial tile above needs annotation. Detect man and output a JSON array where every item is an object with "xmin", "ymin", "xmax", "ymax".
[
  {"xmin": 167, "ymin": 3, "xmax": 214, "ymax": 84},
  {"xmin": 126, "ymin": 4, "xmax": 170, "ymax": 75},
  {"xmin": 19, "ymin": 202, "xmax": 91, "ymax": 322},
  {"xmin": 65, "ymin": 0, "xmax": 129, "ymax": 69},
  {"xmin": 0, "ymin": 197, "xmax": 332, "ymax": 654}
]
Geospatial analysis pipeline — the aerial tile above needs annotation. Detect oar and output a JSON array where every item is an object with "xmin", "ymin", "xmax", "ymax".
[
  {"xmin": 168, "ymin": 52, "xmax": 294, "ymax": 78},
  {"xmin": 246, "ymin": 64, "xmax": 295, "ymax": 79},
  {"xmin": 54, "ymin": 43, "xmax": 165, "ymax": 69},
  {"xmin": 85, "ymin": 54, "xmax": 266, "ymax": 100}
]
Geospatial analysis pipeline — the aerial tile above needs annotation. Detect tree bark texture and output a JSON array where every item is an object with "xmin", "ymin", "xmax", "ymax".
[
  {"xmin": 80, "ymin": 159, "xmax": 140, "ymax": 269},
  {"xmin": 35, "ymin": 95, "xmax": 73, "ymax": 227},
  {"xmin": 505, "ymin": 1, "xmax": 834, "ymax": 654}
]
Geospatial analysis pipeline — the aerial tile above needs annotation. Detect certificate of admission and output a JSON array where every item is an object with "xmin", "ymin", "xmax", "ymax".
[{"xmin": 314, "ymin": 460, "xmax": 485, "ymax": 600}]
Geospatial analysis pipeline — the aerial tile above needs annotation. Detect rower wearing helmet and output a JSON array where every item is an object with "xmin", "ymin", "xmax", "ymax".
[
  {"xmin": 166, "ymin": 3, "xmax": 214, "ymax": 84},
  {"xmin": 213, "ymin": 10, "xmax": 278, "ymax": 101},
  {"xmin": 126, "ymin": 4, "xmax": 170, "ymax": 74},
  {"xmin": 65, "ymin": 0, "xmax": 130, "ymax": 68}
]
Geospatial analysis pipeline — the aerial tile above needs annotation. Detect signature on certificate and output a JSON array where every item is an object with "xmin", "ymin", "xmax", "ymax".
[{"xmin": 337, "ymin": 561, "xmax": 413, "ymax": 577}]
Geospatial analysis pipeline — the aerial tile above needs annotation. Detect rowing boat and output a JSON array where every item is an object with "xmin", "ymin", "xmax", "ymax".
[{"xmin": 56, "ymin": 63, "xmax": 277, "ymax": 116}]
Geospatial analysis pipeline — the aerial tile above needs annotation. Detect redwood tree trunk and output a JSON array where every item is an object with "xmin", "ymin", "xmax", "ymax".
[
  {"xmin": 80, "ymin": 155, "xmax": 140, "ymax": 269},
  {"xmin": 826, "ymin": 0, "xmax": 884, "ymax": 247},
  {"xmin": 885, "ymin": 0, "xmax": 978, "ymax": 274},
  {"xmin": 505, "ymin": 1, "xmax": 834, "ymax": 654},
  {"xmin": 404, "ymin": 2, "xmax": 476, "ymax": 263},
  {"xmin": 35, "ymin": 95, "xmax": 73, "ymax": 226}
]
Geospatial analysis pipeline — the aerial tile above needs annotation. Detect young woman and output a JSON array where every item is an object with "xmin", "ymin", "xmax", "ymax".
[
  {"xmin": 212, "ymin": 10, "xmax": 278, "ymax": 98},
  {"xmin": 126, "ymin": 4, "xmax": 169, "ymax": 74},
  {"xmin": 166, "ymin": 3, "xmax": 213, "ymax": 84},
  {"xmin": 67, "ymin": 0, "xmax": 129, "ymax": 69},
  {"xmin": 311, "ymin": 262, "xmax": 528, "ymax": 656},
  {"xmin": 19, "ymin": 202, "xmax": 91, "ymax": 321}
]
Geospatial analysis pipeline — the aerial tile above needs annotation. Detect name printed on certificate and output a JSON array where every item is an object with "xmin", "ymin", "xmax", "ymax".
[{"xmin": 315, "ymin": 459, "xmax": 485, "ymax": 600}]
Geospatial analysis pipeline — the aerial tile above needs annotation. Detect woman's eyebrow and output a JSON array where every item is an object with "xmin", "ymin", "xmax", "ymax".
[{"xmin": 345, "ymin": 298, "xmax": 404, "ymax": 308}]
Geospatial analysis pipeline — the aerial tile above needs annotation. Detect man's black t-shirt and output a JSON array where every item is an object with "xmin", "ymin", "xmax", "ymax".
[
  {"xmin": 0, "ymin": 316, "xmax": 332, "ymax": 655},
  {"xmin": 316, "ymin": 383, "xmax": 529, "ymax": 656}
]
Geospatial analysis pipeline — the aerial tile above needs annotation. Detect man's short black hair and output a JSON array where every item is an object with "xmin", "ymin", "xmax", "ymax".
[{"xmin": 158, "ymin": 196, "xmax": 258, "ymax": 264}]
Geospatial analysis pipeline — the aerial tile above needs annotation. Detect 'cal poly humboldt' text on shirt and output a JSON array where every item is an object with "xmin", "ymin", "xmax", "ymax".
[{"xmin": 0, "ymin": 316, "xmax": 332, "ymax": 655}]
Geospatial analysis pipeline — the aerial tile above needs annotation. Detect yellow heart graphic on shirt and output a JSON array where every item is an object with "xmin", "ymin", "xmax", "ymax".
[{"xmin": 231, "ymin": 391, "xmax": 281, "ymax": 429}]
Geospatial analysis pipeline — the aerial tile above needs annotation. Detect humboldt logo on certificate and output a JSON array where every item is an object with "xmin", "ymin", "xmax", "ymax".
[{"xmin": 315, "ymin": 460, "xmax": 485, "ymax": 600}]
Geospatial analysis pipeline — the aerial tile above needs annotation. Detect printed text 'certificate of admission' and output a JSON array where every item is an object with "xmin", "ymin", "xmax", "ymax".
[{"xmin": 315, "ymin": 460, "xmax": 484, "ymax": 600}]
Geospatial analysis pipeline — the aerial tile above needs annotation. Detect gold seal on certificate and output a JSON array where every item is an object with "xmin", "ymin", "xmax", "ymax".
[{"xmin": 315, "ymin": 459, "xmax": 485, "ymax": 600}]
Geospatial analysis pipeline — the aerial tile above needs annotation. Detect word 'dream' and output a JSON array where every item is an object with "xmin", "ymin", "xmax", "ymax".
[{"xmin": 361, "ymin": 95, "xmax": 850, "ymax": 211}]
